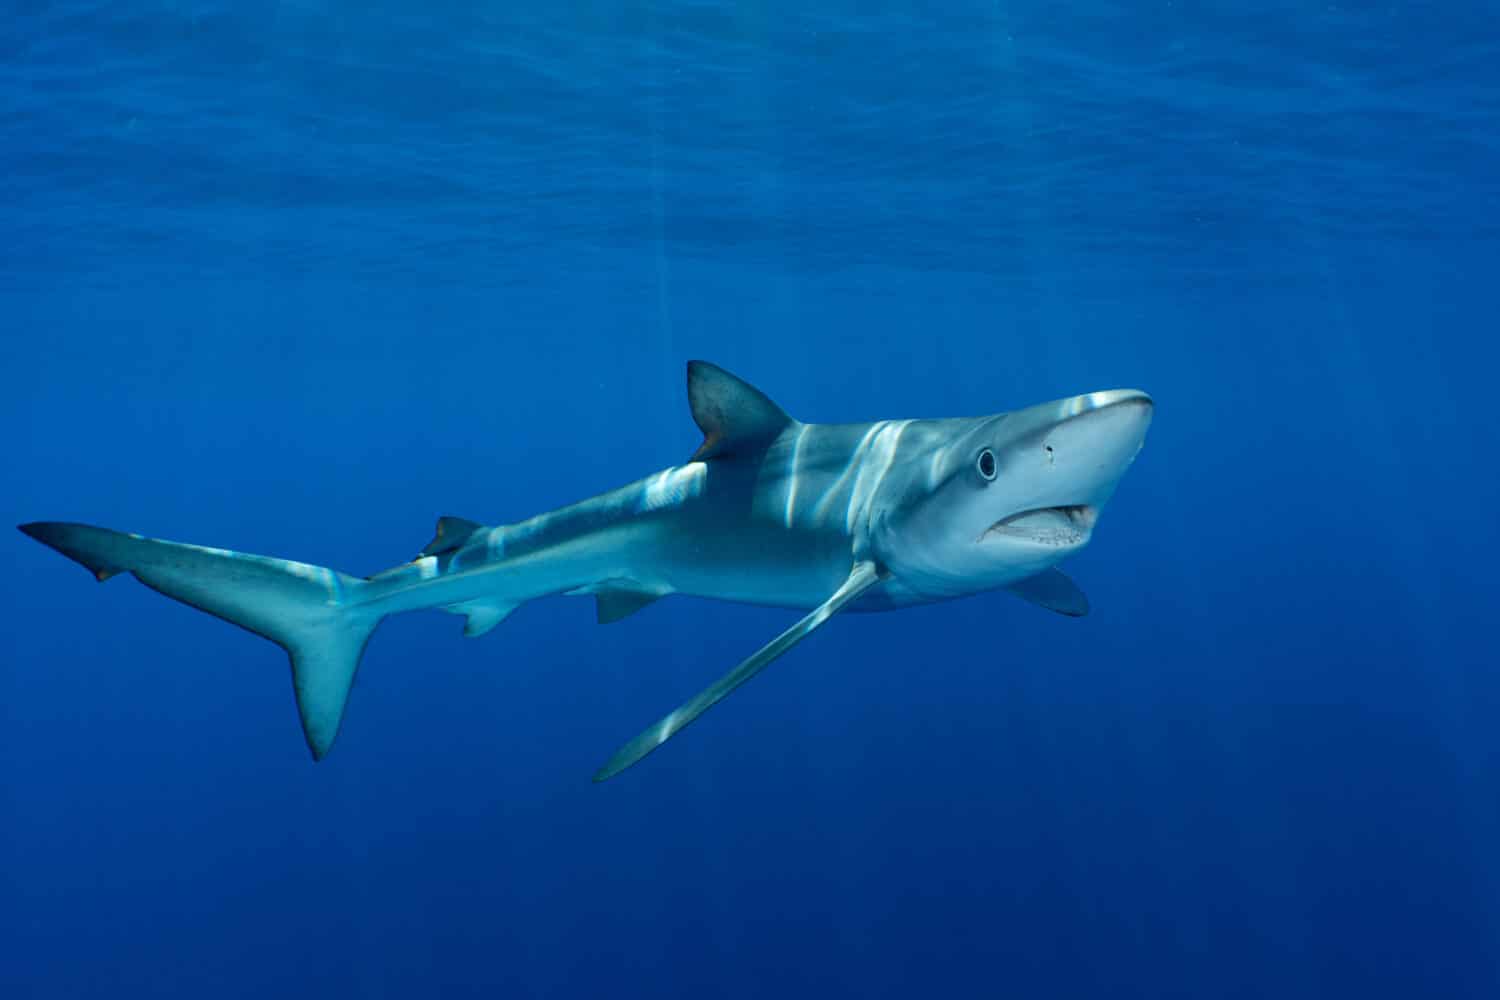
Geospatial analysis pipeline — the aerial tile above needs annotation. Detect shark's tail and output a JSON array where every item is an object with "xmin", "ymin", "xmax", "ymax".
[{"xmin": 19, "ymin": 521, "xmax": 382, "ymax": 759}]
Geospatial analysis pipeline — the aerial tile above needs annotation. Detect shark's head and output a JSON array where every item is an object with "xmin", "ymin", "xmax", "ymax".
[{"xmin": 869, "ymin": 390, "xmax": 1153, "ymax": 596}]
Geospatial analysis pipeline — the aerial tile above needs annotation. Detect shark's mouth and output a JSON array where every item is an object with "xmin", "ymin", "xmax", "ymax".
[{"xmin": 982, "ymin": 505, "xmax": 1096, "ymax": 547}]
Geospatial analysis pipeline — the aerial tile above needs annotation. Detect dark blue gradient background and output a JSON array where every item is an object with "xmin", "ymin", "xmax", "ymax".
[{"xmin": 4, "ymin": 4, "xmax": 1498, "ymax": 997}]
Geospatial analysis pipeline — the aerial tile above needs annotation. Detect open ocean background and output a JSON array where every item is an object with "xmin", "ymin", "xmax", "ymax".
[{"xmin": 4, "ymin": 3, "xmax": 1499, "ymax": 996}]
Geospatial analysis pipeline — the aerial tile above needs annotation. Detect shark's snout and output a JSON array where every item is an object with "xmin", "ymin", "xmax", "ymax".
[
  {"xmin": 978, "ymin": 389, "xmax": 1152, "ymax": 551},
  {"xmin": 1055, "ymin": 389, "xmax": 1154, "ymax": 441},
  {"xmin": 1042, "ymin": 389, "xmax": 1153, "ymax": 492}
]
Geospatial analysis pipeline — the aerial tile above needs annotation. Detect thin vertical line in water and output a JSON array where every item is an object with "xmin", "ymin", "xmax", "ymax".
[
  {"xmin": 976, "ymin": 8, "xmax": 1064, "ymax": 391},
  {"xmin": 1291, "ymin": 169, "xmax": 1500, "ymax": 931},
  {"xmin": 646, "ymin": 12, "xmax": 676, "ymax": 410}
]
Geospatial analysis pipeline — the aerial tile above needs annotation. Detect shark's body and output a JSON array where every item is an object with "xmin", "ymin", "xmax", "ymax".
[{"xmin": 22, "ymin": 362, "xmax": 1152, "ymax": 780}]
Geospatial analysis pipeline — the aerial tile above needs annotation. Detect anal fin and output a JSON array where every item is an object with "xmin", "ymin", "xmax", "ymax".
[{"xmin": 443, "ymin": 599, "xmax": 516, "ymax": 638}]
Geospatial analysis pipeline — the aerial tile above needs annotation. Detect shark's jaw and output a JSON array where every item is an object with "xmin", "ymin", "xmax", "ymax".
[{"xmin": 981, "ymin": 504, "xmax": 1097, "ymax": 549}]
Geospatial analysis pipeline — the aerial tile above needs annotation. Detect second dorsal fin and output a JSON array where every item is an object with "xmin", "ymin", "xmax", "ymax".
[
  {"xmin": 687, "ymin": 361, "xmax": 794, "ymax": 461},
  {"xmin": 419, "ymin": 516, "xmax": 485, "ymax": 558}
]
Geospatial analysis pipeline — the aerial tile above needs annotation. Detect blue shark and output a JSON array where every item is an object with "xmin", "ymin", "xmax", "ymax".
[{"xmin": 20, "ymin": 362, "xmax": 1152, "ymax": 780}]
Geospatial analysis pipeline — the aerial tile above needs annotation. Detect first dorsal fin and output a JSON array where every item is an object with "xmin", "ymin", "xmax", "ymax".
[
  {"xmin": 687, "ymin": 361, "xmax": 793, "ymax": 461},
  {"xmin": 419, "ymin": 516, "xmax": 485, "ymax": 558}
]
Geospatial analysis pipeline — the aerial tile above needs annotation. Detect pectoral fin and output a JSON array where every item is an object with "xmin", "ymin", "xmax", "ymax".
[
  {"xmin": 593, "ymin": 560, "xmax": 886, "ymax": 782},
  {"xmin": 1005, "ymin": 568, "xmax": 1089, "ymax": 617},
  {"xmin": 596, "ymin": 589, "xmax": 662, "ymax": 624}
]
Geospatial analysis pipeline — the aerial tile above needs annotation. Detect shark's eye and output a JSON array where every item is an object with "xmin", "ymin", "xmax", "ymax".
[{"xmin": 976, "ymin": 448, "xmax": 997, "ymax": 481}]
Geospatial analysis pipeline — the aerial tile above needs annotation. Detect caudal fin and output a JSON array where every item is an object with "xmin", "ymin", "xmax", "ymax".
[{"xmin": 19, "ymin": 521, "xmax": 382, "ymax": 759}]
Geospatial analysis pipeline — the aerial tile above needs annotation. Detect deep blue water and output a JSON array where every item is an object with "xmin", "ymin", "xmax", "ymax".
[{"xmin": 4, "ymin": 3, "xmax": 1499, "ymax": 996}]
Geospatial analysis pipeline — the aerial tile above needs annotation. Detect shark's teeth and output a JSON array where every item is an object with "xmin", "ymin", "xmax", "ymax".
[{"xmin": 982, "ymin": 505, "xmax": 1095, "ymax": 547}]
